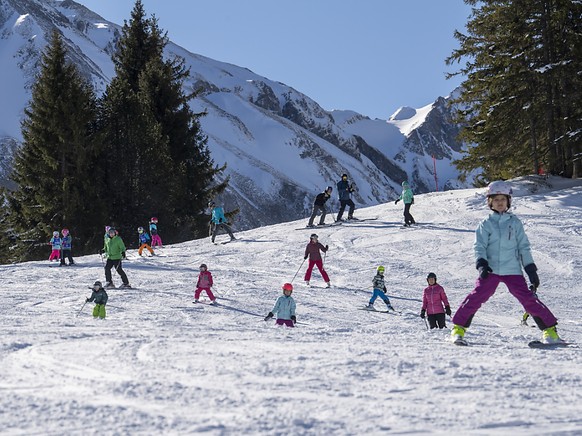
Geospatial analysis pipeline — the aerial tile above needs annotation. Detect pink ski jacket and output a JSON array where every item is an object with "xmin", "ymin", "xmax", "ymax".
[
  {"xmin": 422, "ymin": 284, "xmax": 449, "ymax": 315},
  {"xmin": 197, "ymin": 271, "xmax": 213, "ymax": 289}
]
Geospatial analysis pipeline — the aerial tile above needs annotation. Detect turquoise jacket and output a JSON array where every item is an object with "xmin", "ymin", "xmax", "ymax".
[
  {"xmin": 474, "ymin": 211, "xmax": 535, "ymax": 275},
  {"xmin": 211, "ymin": 206, "xmax": 227, "ymax": 224},
  {"xmin": 271, "ymin": 295, "xmax": 296, "ymax": 320},
  {"xmin": 399, "ymin": 186, "xmax": 414, "ymax": 204},
  {"xmin": 103, "ymin": 235, "xmax": 126, "ymax": 261}
]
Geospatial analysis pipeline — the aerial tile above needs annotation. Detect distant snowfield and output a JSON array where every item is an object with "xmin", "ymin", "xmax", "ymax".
[{"xmin": 2, "ymin": 176, "xmax": 582, "ymax": 434}]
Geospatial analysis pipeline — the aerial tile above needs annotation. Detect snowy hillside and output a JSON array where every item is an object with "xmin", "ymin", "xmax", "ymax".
[
  {"xmin": 0, "ymin": 0, "xmax": 470, "ymax": 230},
  {"xmin": 2, "ymin": 176, "xmax": 582, "ymax": 434}
]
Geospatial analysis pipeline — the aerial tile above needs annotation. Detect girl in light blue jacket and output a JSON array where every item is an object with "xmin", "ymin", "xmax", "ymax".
[
  {"xmin": 451, "ymin": 181, "xmax": 562, "ymax": 345},
  {"xmin": 264, "ymin": 283, "xmax": 297, "ymax": 327}
]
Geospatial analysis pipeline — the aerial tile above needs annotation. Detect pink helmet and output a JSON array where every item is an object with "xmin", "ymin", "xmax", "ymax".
[
  {"xmin": 282, "ymin": 283, "xmax": 293, "ymax": 292},
  {"xmin": 150, "ymin": 217, "xmax": 158, "ymax": 223},
  {"xmin": 61, "ymin": 228, "xmax": 69, "ymax": 236}
]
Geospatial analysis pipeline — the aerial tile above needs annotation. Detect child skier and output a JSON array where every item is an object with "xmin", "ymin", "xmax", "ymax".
[
  {"xmin": 395, "ymin": 181, "xmax": 416, "ymax": 226},
  {"xmin": 48, "ymin": 231, "xmax": 61, "ymax": 261},
  {"xmin": 307, "ymin": 186, "xmax": 333, "ymax": 227},
  {"xmin": 149, "ymin": 217, "xmax": 163, "ymax": 248},
  {"xmin": 451, "ymin": 180, "xmax": 563, "ymax": 345},
  {"xmin": 209, "ymin": 202, "xmax": 236, "ymax": 243},
  {"xmin": 303, "ymin": 233, "xmax": 330, "ymax": 287},
  {"xmin": 264, "ymin": 283, "xmax": 297, "ymax": 327},
  {"xmin": 366, "ymin": 266, "xmax": 394, "ymax": 311},
  {"xmin": 420, "ymin": 272, "xmax": 451, "ymax": 329},
  {"xmin": 60, "ymin": 228, "xmax": 74, "ymax": 266},
  {"xmin": 86, "ymin": 281, "xmax": 108, "ymax": 319},
  {"xmin": 193, "ymin": 263, "xmax": 216, "ymax": 304},
  {"xmin": 137, "ymin": 226, "xmax": 155, "ymax": 256}
]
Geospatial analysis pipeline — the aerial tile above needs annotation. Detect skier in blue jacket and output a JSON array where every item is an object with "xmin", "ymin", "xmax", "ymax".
[
  {"xmin": 451, "ymin": 180, "xmax": 563, "ymax": 345},
  {"xmin": 264, "ymin": 283, "xmax": 297, "ymax": 327},
  {"xmin": 209, "ymin": 201, "xmax": 236, "ymax": 243},
  {"xmin": 336, "ymin": 174, "xmax": 356, "ymax": 221}
]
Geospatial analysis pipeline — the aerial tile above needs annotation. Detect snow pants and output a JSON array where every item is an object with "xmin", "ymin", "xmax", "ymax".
[
  {"xmin": 138, "ymin": 243, "xmax": 154, "ymax": 256},
  {"xmin": 211, "ymin": 223, "xmax": 235, "ymax": 243},
  {"xmin": 92, "ymin": 304, "xmax": 106, "ymax": 319},
  {"xmin": 369, "ymin": 288, "xmax": 390, "ymax": 305},
  {"xmin": 195, "ymin": 287, "xmax": 215, "ymax": 301},
  {"xmin": 151, "ymin": 234, "xmax": 163, "ymax": 247},
  {"xmin": 104, "ymin": 259, "xmax": 129, "ymax": 286},
  {"xmin": 304, "ymin": 259, "xmax": 330, "ymax": 283},
  {"xmin": 60, "ymin": 249, "xmax": 74, "ymax": 265},
  {"xmin": 403, "ymin": 203, "xmax": 415, "ymax": 225},
  {"xmin": 308, "ymin": 204, "xmax": 328, "ymax": 226},
  {"xmin": 337, "ymin": 199, "xmax": 355, "ymax": 221},
  {"xmin": 276, "ymin": 319, "xmax": 295, "ymax": 327},
  {"xmin": 452, "ymin": 274, "xmax": 558, "ymax": 330},
  {"xmin": 427, "ymin": 313, "xmax": 446, "ymax": 329},
  {"xmin": 49, "ymin": 249, "xmax": 61, "ymax": 261}
]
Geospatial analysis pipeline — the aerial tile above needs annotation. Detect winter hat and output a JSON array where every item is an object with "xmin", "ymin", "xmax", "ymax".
[{"xmin": 426, "ymin": 272, "xmax": 437, "ymax": 282}]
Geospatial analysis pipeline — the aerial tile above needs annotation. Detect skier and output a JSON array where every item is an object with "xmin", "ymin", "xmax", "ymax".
[
  {"xmin": 307, "ymin": 186, "xmax": 333, "ymax": 227},
  {"xmin": 86, "ymin": 280, "xmax": 108, "ymax": 319},
  {"xmin": 193, "ymin": 263, "xmax": 216, "ymax": 304},
  {"xmin": 149, "ymin": 217, "xmax": 163, "ymax": 248},
  {"xmin": 420, "ymin": 272, "xmax": 451, "ymax": 329},
  {"xmin": 264, "ymin": 283, "xmax": 297, "ymax": 327},
  {"xmin": 366, "ymin": 266, "xmax": 394, "ymax": 311},
  {"xmin": 60, "ymin": 228, "xmax": 75, "ymax": 266},
  {"xmin": 102, "ymin": 227, "xmax": 131, "ymax": 288},
  {"xmin": 209, "ymin": 201, "xmax": 236, "ymax": 243},
  {"xmin": 48, "ymin": 231, "xmax": 62, "ymax": 262},
  {"xmin": 395, "ymin": 181, "xmax": 415, "ymax": 226},
  {"xmin": 137, "ymin": 226, "xmax": 155, "ymax": 256},
  {"xmin": 451, "ymin": 180, "xmax": 563, "ymax": 345},
  {"xmin": 336, "ymin": 173, "xmax": 356, "ymax": 221},
  {"xmin": 303, "ymin": 233, "xmax": 330, "ymax": 287}
]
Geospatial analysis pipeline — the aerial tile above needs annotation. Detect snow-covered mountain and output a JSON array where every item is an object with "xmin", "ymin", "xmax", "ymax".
[
  {"xmin": 1, "ymin": 176, "xmax": 581, "ymax": 433},
  {"xmin": 0, "ymin": 0, "xmax": 469, "ymax": 230}
]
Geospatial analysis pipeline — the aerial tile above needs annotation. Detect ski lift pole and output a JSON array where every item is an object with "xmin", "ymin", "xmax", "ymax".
[{"xmin": 290, "ymin": 258, "xmax": 307, "ymax": 284}]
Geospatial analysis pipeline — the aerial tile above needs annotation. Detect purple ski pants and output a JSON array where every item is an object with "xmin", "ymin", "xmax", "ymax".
[{"xmin": 452, "ymin": 274, "xmax": 557, "ymax": 330}]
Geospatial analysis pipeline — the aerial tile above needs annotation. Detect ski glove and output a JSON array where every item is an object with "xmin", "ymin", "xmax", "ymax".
[
  {"xmin": 264, "ymin": 312, "xmax": 274, "ymax": 321},
  {"xmin": 122, "ymin": 251, "xmax": 126, "ymax": 259},
  {"xmin": 476, "ymin": 258, "xmax": 492, "ymax": 280},
  {"xmin": 420, "ymin": 309, "xmax": 426, "ymax": 319},
  {"xmin": 445, "ymin": 306, "xmax": 452, "ymax": 316},
  {"xmin": 304, "ymin": 255, "xmax": 308, "ymax": 260},
  {"xmin": 524, "ymin": 263, "xmax": 540, "ymax": 290},
  {"xmin": 325, "ymin": 245, "xmax": 329, "ymax": 250},
  {"xmin": 291, "ymin": 315, "xmax": 297, "ymax": 324},
  {"xmin": 394, "ymin": 199, "xmax": 400, "ymax": 205}
]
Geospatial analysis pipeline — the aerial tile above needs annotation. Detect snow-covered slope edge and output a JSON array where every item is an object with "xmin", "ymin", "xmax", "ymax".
[{"xmin": 1, "ymin": 176, "xmax": 581, "ymax": 434}]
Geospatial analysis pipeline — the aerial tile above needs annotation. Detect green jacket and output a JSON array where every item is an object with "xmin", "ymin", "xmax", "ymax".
[{"xmin": 104, "ymin": 235, "xmax": 126, "ymax": 260}]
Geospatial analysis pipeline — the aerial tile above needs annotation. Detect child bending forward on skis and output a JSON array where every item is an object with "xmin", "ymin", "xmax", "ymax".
[
  {"xmin": 420, "ymin": 272, "xmax": 450, "ymax": 329},
  {"xmin": 86, "ymin": 281, "xmax": 108, "ymax": 319},
  {"xmin": 193, "ymin": 263, "xmax": 216, "ymax": 304},
  {"xmin": 366, "ymin": 266, "xmax": 394, "ymax": 311},
  {"xmin": 264, "ymin": 283, "xmax": 297, "ymax": 327}
]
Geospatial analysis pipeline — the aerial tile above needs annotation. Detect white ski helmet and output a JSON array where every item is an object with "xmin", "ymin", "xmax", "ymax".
[
  {"xmin": 486, "ymin": 180, "xmax": 512, "ymax": 197},
  {"xmin": 52, "ymin": 231, "xmax": 59, "ymax": 237}
]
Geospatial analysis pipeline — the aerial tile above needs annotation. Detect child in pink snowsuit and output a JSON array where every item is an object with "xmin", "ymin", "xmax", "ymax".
[
  {"xmin": 193, "ymin": 263, "xmax": 216, "ymax": 304},
  {"xmin": 303, "ymin": 233, "xmax": 330, "ymax": 287},
  {"xmin": 48, "ymin": 231, "xmax": 62, "ymax": 261},
  {"xmin": 420, "ymin": 272, "xmax": 451, "ymax": 329},
  {"xmin": 149, "ymin": 217, "xmax": 163, "ymax": 248}
]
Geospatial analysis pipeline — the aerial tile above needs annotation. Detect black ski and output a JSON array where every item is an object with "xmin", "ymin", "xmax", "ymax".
[{"xmin": 528, "ymin": 340, "xmax": 571, "ymax": 349}]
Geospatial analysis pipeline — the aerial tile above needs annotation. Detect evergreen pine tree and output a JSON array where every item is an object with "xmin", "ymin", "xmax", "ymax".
[
  {"xmin": 98, "ymin": 0, "xmax": 227, "ymax": 242},
  {"xmin": 0, "ymin": 30, "xmax": 103, "ymax": 262}
]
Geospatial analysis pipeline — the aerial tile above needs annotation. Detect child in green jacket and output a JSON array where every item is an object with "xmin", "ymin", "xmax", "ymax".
[{"xmin": 87, "ymin": 281, "xmax": 109, "ymax": 319}]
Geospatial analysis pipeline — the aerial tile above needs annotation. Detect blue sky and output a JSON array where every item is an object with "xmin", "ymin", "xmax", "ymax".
[{"xmin": 77, "ymin": 0, "xmax": 472, "ymax": 120}]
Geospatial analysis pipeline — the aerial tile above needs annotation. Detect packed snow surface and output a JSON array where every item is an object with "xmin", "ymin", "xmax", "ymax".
[{"xmin": 2, "ymin": 176, "xmax": 582, "ymax": 434}]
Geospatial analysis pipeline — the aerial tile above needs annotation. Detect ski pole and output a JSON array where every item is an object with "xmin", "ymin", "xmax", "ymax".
[
  {"xmin": 290, "ymin": 258, "xmax": 306, "ymax": 284},
  {"xmin": 423, "ymin": 317, "xmax": 429, "ymax": 330},
  {"xmin": 77, "ymin": 300, "xmax": 88, "ymax": 317}
]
